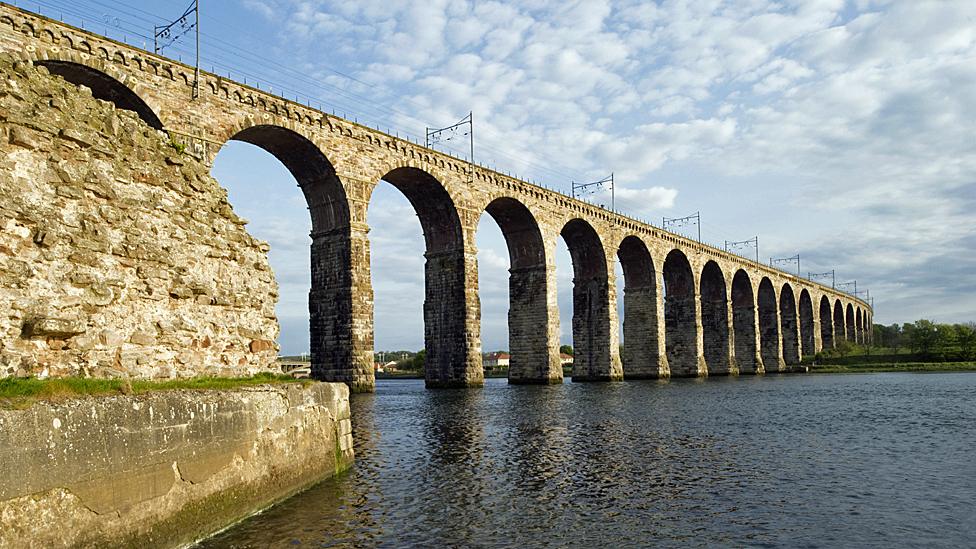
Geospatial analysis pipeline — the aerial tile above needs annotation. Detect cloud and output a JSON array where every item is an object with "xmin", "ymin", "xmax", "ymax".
[{"xmin": 214, "ymin": 0, "xmax": 976, "ymax": 351}]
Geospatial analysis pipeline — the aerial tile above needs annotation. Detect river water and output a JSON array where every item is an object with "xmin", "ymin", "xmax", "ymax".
[{"xmin": 199, "ymin": 373, "xmax": 976, "ymax": 548}]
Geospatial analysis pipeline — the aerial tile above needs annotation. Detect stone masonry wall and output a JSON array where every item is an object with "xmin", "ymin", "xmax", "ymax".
[
  {"xmin": 0, "ymin": 382, "xmax": 354, "ymax": 548},
  {"xmin": 0, "ymin": 55, "xmax": 279, "ymax": 379}
]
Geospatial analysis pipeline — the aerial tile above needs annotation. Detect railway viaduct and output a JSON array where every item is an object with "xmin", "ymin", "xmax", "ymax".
[{"xmin": 0, "ymin": 4, "xmax": 872, "ymax": 392}]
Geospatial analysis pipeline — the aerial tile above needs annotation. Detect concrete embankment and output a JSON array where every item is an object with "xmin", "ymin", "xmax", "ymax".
[{"xmin": 0, "ymin": 382, "xmax": 354, "ymax": 548}]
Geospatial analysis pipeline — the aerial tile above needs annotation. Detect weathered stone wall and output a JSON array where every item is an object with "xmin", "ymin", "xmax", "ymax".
[
  {"xmin": 0, "ymin": 55, "xmax": 279, "ymax": 379},
  {"xmin": 0, "ymin": 382, "xmax": 354, "ymax": 548}
]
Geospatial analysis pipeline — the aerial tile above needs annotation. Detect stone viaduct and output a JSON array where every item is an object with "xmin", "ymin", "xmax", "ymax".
[{"xmin": 0, "ymin": 5, "xmax": 872, "ymax": 392}]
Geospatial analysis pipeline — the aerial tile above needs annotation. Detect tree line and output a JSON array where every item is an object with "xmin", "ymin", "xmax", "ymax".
[{"xmin": 872, "ymin": 320, "xmax": 976, "ymax": 361}]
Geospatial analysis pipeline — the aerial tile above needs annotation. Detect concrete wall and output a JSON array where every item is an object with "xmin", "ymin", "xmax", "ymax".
[
  {"xmin": 0, "ymin": 382, "xmax": 354, "ymax": 548},
  {"xmin": 0, "ymin": 5, "xmax": 873, "ymax": 391}
]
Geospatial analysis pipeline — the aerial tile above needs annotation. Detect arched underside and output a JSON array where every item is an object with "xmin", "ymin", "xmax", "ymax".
[
  {"xmin": 664, "ymin": 249, "xmax": 703, "ymax": 377},
  {"xmin": 846, "ymin": 303, "xmax": 856, "ymax": 345},
  {"xmin": 855, "ymin": 307, "xmax": 864, "ymax": 344},
  {"xmin": 617, "ymin": 235, "xmax": 664, "ymax": 379},
  {"xmin": 799, "ymin": 289, "xmax": 816, "ymax": 356},
  {"xmin": 834, "ymin": 300, "xmax": 846, "ymax": 342},
  {"xmin": 484, "ymin": 197, "xmax": 559, "ymax": 384},
  {"xmin": 37, "ymin": 60, "xmax": 163, "ymax": 130},
  {"xmin": 562, "ymin": 219, "xmax": 619, "ymax": 381},
  {"xmin": 820, "ymin": 296, "xmax": 834, "ymax": 349},
  {"xmin": 700, "ymin": 261, "xmax": 733, "ymax": 374},
  {"xmin": 731, "ymin": 270, "xmax": 761, "ymax": 374},
  {"xmin": 758, "ymin": 277, "xmax": 783, "ymax": 372},
  {"xmin": 220, "ymin": 125, "xmax": 374, "ymax": 390},
  {"xmin": 780, "ymin": 284, "xmax": 800, "ymax": 365},
  {"xmin": 381, "ymin": 167, "xmax": 477, "ymax": 388}
]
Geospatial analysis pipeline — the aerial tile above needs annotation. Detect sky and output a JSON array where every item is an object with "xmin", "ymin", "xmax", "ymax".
[{"xmin": 43, "ymin": 0, "xmax": 976, "ymax": 354}]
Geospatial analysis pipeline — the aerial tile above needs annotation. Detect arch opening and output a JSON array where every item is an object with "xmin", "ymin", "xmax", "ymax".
[
  {"xmin": 700, "ymin": 261, "xmax": 732, "ymax": 374},
  {"xmin": 663, "ymin": 249, "xmax": 702, "ymax": 376},
  {"xmin": 820, "ymin": 296, "xmax": 834, "ymax": 349},
  {"xmin": 799, "ymin": 289, "xmax": 815, "ymax": 356},
  {"xmin": 731, "ymin": 270, "xmax": 761, "ymax": 374},
  {"xmin": 482, "ymin": 197, "xmax": 558, "ymax": 384},
  {"xmin": 846, "ymin": 303, "xmax": 856, "ymax": 344},
  {"xmin": 617, "ymin": 235, "xmax": 662, "ymax": 379},
  {"xmin": 758, "ymin": 277, "xmax": 783, "ymax": 371},
  {"xmin": 37, "ymin": 60, "xmax": 163, "ymax": 130},
  {"xmin": 780, "ymin": 284, "xmax": 800, "ymax": 365},
  {"xmin": 834, "ymin": 300, "xmax": 845, "ymax": 342},
  {"xmin": 216, "ymin": 125, "xmax": 365, "ymax": 388},
  {"xmin": 374, "ymin": 167, "xmax": 475, "ymax": 388},
  {"xmin": 561, "ymin": 219, "xmax": 618, "ymax": 381},
  {"xmin": 855, "ymin": 306, "xmax": 864, "ymax": 344}
]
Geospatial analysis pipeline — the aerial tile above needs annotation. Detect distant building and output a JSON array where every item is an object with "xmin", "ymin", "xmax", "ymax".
[
  {"xmin": 483, "ymin": 352, "xmax": 510, "ymax": 369},
  {"xmin": 559, "ymin": 353, "xmax": 573, "ymax": 365}
]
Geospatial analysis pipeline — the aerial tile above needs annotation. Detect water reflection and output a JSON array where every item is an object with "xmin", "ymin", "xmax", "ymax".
[{"xmin": 199, "ymin": 374, "xmax": 976, "ymax": 548}]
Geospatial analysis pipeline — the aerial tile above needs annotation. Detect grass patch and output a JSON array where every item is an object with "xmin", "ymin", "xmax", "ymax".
[
  {"xmin": 809, "ymin": 362, "xmax": 976, "ymax": 374},
  {"xmin": 0, "ymin": 372, "xmax": 309, "ymax": 410}
]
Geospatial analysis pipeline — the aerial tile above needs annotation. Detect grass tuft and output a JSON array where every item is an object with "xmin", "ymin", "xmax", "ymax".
[{"xmin": 0, "ymin": 372, "xmax": 310, "ymax": 410}]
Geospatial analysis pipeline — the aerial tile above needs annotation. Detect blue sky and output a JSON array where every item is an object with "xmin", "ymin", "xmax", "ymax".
[{"xmin": 43, "ymin": 0, "xmax": 976, "ymax": 353}]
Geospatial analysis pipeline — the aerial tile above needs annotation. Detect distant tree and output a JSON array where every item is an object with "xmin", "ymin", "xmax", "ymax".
[
  {"xmin": 959, "ymin": 323, "xmax": 976, "ymax": 361},
  {"xmin": 560, "ymin": 345, "xmax": 574, "ymax": 356},
  {"xmin": 908, "ymin": 320, "xmax": 939, "ymax": 357}
]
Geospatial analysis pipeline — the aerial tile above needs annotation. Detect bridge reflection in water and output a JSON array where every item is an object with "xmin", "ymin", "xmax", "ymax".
[
  {"xmin": 197, "ymin": 375, "xmax": 976, "ymax": 547},
  {"xmin": 0, "ymin": 4, "xmax": 872, "ymax": 391}
]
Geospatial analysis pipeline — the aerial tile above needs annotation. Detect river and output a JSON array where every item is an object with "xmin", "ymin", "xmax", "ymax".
[{"xmin": 198, "ymin": 373, "xmax": 976, "ymax": 547}]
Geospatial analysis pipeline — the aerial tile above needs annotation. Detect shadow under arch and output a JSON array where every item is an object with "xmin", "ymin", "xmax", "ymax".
[
  {"xmin": 37, "ymin": 59, "xmax": 163, "ymax": 130},
  {"xmin": 799, "ymin": 289, "xmax": 815, "ymax": 356},
  {"xmin": 758, "ymin": 277, "xmax": 783, "ymax": 372},
  {"xmin": 819, "ymin": 295, "xmax": 834, "ymax": 349},
  {"xmin": 617, "ymin": 235, "xmax": 664, "ymax": 379},
  {"xmin": 373, "ymin": 166, "xmax": 479, "ymax": 388},
  {"xmin": 663, "ymin": 248, "xmax": 703, "ymax": 377},
  {"xmin": 731, "ymin": 269, "xmax": 762, "ymax": 374},
  {"xmin": 700, "ymin": 261, "xmax": 733, "ymax": 374},
  {"xmin": 217, "ymin": 124, "xmax": 364, "ymax": 388},
  {"xmin": 780, "ymin": 283, "xmax": 800, "ymax": 365},
  {"xmin": 833, "ymin": 299, "xmax": 846, "ymax": 342},
  {"xmin": 482, "ymin": 197, "xmax": 560, "ymax": 384},
  {"xmin": 561, "ymin": 218, "xmax": 619, "ymax": 381},
  {"xmin": 846, "ymin": 303, "xmax": 856, "ymax": 343}
]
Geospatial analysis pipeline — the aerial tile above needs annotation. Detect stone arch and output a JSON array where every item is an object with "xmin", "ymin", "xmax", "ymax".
[
  {"xmin": 700, "ymin": 261, "xmax": 732, "ymax": 374},
  {"xmin": 617, "ymin": 235, "xmax": 664, "ymax": 379},
  {"xmin": 855, "ymin": 306, "xmax": 864, "ymax": 344},
  {"xmin": 834, "ymin": 299, "xmax": 845, "ymax": 342},
  {"xmin": 780, "ymin": 283, "xmax": 800, "ymax": 365},
  {"xmin": 758, "ymin": 277, "xmax": 783, "ymax": 372},
  {"xmin": 799, "ymin": 289, "xmax": 815, "ymax": 356},
  {"xmin": 561, "ymin": 218, "xmax": 619, "ymax": 381},
  {"xmin": 846, "ymin": 303, "xmax": 856, "ymax": 344},
  {"xmin": 33, "ymin": 59, "xmax": 163, "ymax": 130},
  {"xmin": 371, "ymin": 166, "xmax": 478, "ymax": 388},
  {"xmin": 820, "ymin": 295, "xmax": 834, "ymax": 349},
  {"xmin": 663, "ymin": 249, "xmax": 703, "ymax": 377},
  {"xmin": 731, "ymin": 269, "xmax": 761, "ymax": 374},
  {"xmin": 482, "ymin": 197, "xmax": 559, "ymax": 384},
  {"xmin": 215, "ymin": 125, "xmax": 365, "ymax": 389}
]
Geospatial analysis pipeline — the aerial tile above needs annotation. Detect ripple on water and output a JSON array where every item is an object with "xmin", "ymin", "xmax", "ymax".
[{"xmin": 197, "ymin": 373, "xmax": 976, "ymax": 548}]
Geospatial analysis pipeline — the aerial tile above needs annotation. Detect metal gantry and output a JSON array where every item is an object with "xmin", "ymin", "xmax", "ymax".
[
  {"xmin": 426, "ymin": 111, "xmax": 473, "ymax": 164},
  {"xmin": 572, "ymin": 173, "xmax": 614, "ymax": 210},
  {"xmin": 663, "ymin": 211, "xmax": 701, "ymax": 242},
  {"xmin": 154, "ymin": 0, "xmax": 199, "ymax": 98},
  {"xmin": 725, "ymin": 236, "xmax": 759, "ymax": 262},
  {"xmin": 808, "ymin": 269, "xmax": 836, "ymax": 288},
  {"xmin": 770, "ymin": 254, "xmax": 801, "ymax": 276}
]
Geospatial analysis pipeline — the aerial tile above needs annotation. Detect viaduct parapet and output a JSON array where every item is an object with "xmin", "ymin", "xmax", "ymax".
[{"xmin": 0, "ymin": 4, "xmax": 872, "ymax": 391}]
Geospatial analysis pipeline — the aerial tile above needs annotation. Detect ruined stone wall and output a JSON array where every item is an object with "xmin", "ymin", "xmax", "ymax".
[
  {"xmin": 0, "ymin": 56, "xmax": 279, "ymax": 379},
  {"xmin": 0, "ymin": 382, "xmax": 354, "ymax": 548}
]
